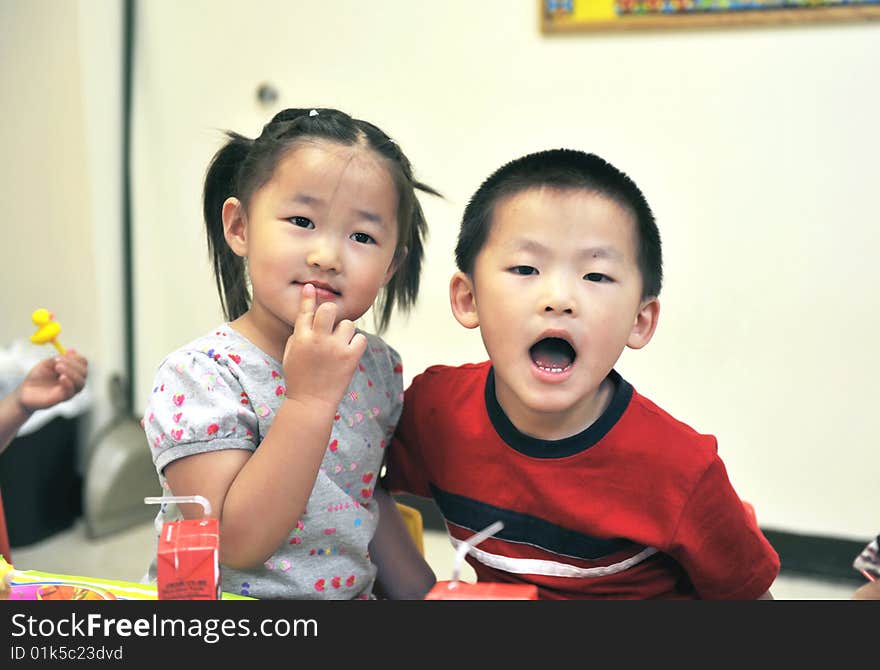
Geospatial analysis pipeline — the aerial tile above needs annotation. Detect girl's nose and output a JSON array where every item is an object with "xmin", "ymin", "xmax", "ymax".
[{"xmin": 306, "ymin": 238, "xmax": 341, "ymax": 273}]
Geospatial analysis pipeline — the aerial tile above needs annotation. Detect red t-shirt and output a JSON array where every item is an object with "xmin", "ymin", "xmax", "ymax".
[{"xmin": 385, "ymin": 362, "xmax": 780, "ymax": 599}]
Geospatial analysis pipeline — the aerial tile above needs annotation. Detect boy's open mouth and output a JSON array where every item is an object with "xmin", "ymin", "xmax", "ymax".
[{"xmin": 529, "ymin": 337, "xmax": 576, "ymax": 373}]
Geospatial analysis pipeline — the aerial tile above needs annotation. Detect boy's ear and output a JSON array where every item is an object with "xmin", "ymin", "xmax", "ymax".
[
  {"xmin": 222, "ymin": 197, "xmax": 248, "ymax": 257},
  {"xmin": 626, "ymin": 297, "xmax": 660, "ymax": 350},
  {"xmin": 449, "ymin": 271, "xmax": 479, "ymax": 329}
]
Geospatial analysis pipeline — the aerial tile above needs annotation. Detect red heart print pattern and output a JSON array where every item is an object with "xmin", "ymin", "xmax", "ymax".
[
  {"xmin": 207, "ymin": 424, "xmax": 219, "ymax": 436},
  {"xmin": 331, "ymin": 576, "xmax": 341, "ymax": 589},
  {"xmin": 173, "ymin": 393, "xmax": 185, "ymax": 406},
  {"xmin": 314, "ymin": 579, "xmax": 325, "ymax": 592},
  {"xmin": 228, "ymin": 354, "xmax": 241, "ymax": 364}
]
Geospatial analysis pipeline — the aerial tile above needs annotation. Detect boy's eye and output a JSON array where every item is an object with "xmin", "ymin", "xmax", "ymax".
[
  {"xmin": 351, "ymin": 232, "xmax": 376, "ymax": 245},
  {"xmin": 584, "ymin": 272, "xmax": 611, "ymax": 283},
  {"xmin": 510, "ymin": 266, "xmax": 538, "ymax": 275},
  {"xmin": 288, "ymin": 216, "xmax": 314, "ymax": 229}
]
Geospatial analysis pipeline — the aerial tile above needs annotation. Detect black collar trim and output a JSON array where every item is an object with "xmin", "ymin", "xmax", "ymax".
[{"xmin": 484, "ymin": 367, "xmax": 633, "ymax": 458}]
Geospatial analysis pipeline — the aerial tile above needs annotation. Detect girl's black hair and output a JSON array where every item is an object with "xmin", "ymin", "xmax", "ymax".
[{"xmin": 203, "ymin": 107, "xmax": 440, "ymax": 331}]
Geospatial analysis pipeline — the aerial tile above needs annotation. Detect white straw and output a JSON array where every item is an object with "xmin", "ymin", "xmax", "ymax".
[
  {"xmin": 144, "ymin": 495, "xmax": 212, "ymax": 518},
  {"xmin": 450, "ymin": 521, "xmax": 504, "ymax": 584}
]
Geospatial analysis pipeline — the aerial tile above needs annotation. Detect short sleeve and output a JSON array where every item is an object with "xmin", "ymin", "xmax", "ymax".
[
  {"xmin": 384, "ymin": 343, "xmax": 404, "ymax": 431},
  {"xmin": 143, "ymin": 349, "xmax": 259, "ymax": 475},
  {"xmin": 669, "ymin": 456, "xmax": 780, "ymax": 599}
]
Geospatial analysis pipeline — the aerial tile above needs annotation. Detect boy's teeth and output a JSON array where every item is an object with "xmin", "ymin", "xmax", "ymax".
[{"xmin": 537, "ymin": 365, "xmax": 567, "ymax": 373}]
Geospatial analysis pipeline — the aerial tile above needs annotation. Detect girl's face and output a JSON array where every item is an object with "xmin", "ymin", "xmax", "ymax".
[{"xmin": 224, "ymin": 141, "xmax": 399, "ymax": 346}]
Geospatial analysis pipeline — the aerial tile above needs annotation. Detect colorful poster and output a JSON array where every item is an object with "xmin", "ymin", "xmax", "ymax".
[{"xmin": 542, "ymin": 0, "xmax": 880, "ymax": 30}]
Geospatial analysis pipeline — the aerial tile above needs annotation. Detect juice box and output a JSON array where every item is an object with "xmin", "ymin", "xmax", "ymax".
[
  {"xmin": 424, "ymin": 521, "xmax": 539, "ymax": 600},
  {"xmin": 156, "ymin": 517, "xmax": 220, "ymax": 600},
  {"xmin": 147, "ymin": 495, "xmax": 220, "ymax": 600}
]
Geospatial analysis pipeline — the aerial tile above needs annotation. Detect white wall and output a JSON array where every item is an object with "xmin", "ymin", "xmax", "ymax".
[
  {"xmin": 7, "ymin": 1, "xmax": 877, "ymax": 541},
  {"xmin": 0, "ymin": 0, "xmax": 96, "ymax": 351},
  {"xmin": 0, "ymin": 0, "xmax": 124, "ymax": 448}
]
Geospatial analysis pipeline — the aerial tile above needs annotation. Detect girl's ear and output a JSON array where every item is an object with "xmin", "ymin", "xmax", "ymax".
[
  {"xmin": 449, "ymin": 271, "xmax": 479, "ymax": 329},
  {"xmin": 222, "ymin": 197, "xmax": 248, "ymax": 257},
  {"xmin": 626, "ymin": 297, "xmax": 660, "ymax": 350}
]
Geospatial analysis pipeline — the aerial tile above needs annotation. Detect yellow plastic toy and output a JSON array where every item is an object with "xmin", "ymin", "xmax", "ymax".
[{"xmin": 30, "ymin": 308, "xmax": 66, "ymax": 354}]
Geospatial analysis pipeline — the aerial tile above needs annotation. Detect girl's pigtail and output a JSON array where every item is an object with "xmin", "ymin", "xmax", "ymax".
[
  {"xmin": 376, "ymin": 178, "xmax": 441, "ymax": 333},
  {"xmin": 203, "ymin": 132, "xmax": 253, "ymax": 320}
]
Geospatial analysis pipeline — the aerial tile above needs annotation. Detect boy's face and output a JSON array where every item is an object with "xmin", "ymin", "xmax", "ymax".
[{"xmin": 450, "ymin": 186, "xmax": 659, "ymax": 439}]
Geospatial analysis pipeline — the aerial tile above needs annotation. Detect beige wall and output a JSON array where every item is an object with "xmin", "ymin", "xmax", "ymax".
[
  {"xmin": 5, "ymin": 0, "xmax": 879, "ymax": 540},
  {"xmin": 0, "ymin": 0, "xmax": 96, "ymax": 347},
  {"xmin": 0, "ymin": 0, "xmax": 123, "ymax": 444}
]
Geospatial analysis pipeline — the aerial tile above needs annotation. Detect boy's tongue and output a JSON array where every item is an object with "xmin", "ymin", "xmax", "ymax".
[{"xmin": 530, "ymin": 338, "xmax": 574, "ymax": 369}]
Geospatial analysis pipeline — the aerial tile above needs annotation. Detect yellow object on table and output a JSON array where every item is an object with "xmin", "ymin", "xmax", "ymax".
[
  {"xmin": 5, "ymin": 565, "xmax": 253, "ymax": 600},
  {"xmin": 0, "ymin": 555, "xmax": 14, "ymax": 599}
]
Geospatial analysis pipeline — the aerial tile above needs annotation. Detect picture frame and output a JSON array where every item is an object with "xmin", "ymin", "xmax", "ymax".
[{"xmin": 540, "ymin": 0, "xmax": 880, "ymax": 32}]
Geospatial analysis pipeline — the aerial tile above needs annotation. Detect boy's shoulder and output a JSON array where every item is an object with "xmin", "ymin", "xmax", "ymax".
[
  {"xmin": 406, "ymin": 360, "xmax": 490, "ymax": 398},
  {"xmin": 625, "ymin": 384, "xmax": 718, "ymax": 456},
  {"xmin": 413, "ymin": 360, "xmax": 491, "ymax": 382}
]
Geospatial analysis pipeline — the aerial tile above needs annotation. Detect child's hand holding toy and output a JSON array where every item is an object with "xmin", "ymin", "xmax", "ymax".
[
  {"xmin": 18, "ymin": 309, "xmax": 88, "ymax": 417},
  {"xmin": 0, "ymin": 309, "xmax": 89, "ymax": 455}
]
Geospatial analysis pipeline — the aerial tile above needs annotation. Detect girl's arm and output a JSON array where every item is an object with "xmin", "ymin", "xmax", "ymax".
[
  {"xmin": 165, "ymin": 285, "xmax": 366, "ymax": 569},
  {"xmin": 369, "ymin": 485, "xmax": 436, "ymax": 599},
  {"xmin": 163, "ymin": 395, "xmax": 338, "ymax": 569}
]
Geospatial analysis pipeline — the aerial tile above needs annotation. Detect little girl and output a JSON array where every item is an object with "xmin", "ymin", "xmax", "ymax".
[{"xmin": 142, "ymin": 107, "xmax": 439, "ymax": 599}]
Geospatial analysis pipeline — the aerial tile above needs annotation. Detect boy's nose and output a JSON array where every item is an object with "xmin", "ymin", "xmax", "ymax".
[
  {"xmin": 541, "ymin": 283, "xmax": 576, "ymax": 315},
  {"xmin": 543, "ymin": 301, "xmax": 575, "ymax": 315},
  {"xmin": 306, "ymin": 239, "xmax": 341, "ymax": 273}
]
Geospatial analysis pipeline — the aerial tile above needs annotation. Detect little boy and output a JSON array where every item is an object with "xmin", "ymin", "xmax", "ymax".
[{"xmin": 384, "ymin": 149, "xmax": 779, "ymax": 599}]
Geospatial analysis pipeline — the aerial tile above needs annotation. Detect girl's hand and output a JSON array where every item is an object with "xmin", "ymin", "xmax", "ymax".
[
  {"xmin": 282, "ymin": 283, "xmax": 367, "ymax": 410},
  {"xmin": 16, "ymin": 350, "xmax": 89, "ymax": 415}
]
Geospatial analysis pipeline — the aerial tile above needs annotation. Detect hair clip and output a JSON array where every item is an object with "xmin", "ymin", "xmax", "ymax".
[{"xmin": 309, "ymin": 109, "xmax": 319, "ymax": 117}]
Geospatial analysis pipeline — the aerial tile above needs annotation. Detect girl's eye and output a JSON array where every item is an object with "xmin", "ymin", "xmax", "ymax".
[
  {"xmin": 288, "ymin": 216, "xmax": 314, "ymax": 229},
  {"xmin": 351, "ymin": 232, "xmax": 375, "ymax": 245},
  {"xmin": 584, "ymin": 272, "xmax": 611, "ymax": 283},
  {"xmin": 510, "ymin": 266, "xmax": 538, "ymax": 275}
]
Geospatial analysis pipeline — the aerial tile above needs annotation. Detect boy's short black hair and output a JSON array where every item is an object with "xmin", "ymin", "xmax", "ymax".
[{"xmin": 455, "ymin": 149, "xmax": 662, "ymax": 300}]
